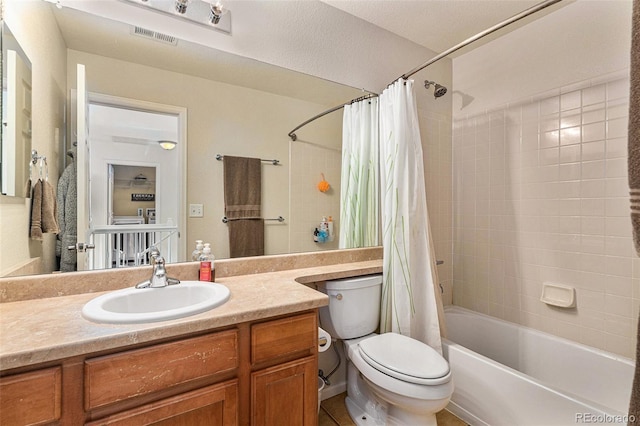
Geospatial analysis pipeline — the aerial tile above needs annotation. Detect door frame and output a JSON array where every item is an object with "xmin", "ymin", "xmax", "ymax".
[{"xmin": 87, "ymin": 93, "xmax": 188, "ymax": 263}]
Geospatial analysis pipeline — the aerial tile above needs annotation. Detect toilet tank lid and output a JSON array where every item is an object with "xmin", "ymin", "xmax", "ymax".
[{"xmin": 325, "ymin": 274, "xmax": 383, "ymax": 290}]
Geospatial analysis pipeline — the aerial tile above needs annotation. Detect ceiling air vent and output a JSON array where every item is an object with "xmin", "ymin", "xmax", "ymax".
[{"xmin": 131, "ymin": 26, "xmax": 178, "ymax": 46}]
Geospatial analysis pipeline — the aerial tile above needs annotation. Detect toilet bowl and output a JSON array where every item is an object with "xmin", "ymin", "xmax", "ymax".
[{"xmin": 319, "ymin": 275, "xmax": 453, "ymax": 426}]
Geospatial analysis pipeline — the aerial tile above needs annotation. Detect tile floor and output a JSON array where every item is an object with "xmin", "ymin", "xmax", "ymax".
[{"xmin": 319, "ymin": 393, "xmax": 468, "ymax": 426}]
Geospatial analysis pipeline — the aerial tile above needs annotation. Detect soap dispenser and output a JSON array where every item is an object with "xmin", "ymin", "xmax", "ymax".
[{"xmin": 191, "ymin": 240, "xmax": 204, "ymax": 261}]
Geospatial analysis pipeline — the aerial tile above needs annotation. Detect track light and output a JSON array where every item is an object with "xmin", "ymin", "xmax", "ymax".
[
  {"xmin": 123, "ymin": 0, "xmax": 231, "ymax": 32},
  {"xmin": 175, "ymin": 0, "xmax": 189, "ymax": 14},
  {"xmin": 208, "ymin": 0, "xmax": 228, "ymax": 25}
]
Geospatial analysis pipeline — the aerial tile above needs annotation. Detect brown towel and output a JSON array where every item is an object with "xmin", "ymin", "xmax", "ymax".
[
  {"xmin": 223, "ymin": 156, "xmax": 261, "ymax": 219},
  {"xmin": 29, "ymin": 179, "xmax": 60, "ymax": 240},
  {"xmin": 224, "ymin": 156, "xmax": 264, "ymax": 257},
  {"xmin": 30, "ymin": 180, "xmax": 43, "ymax": 240},
  {"xmin": 228, "ymin": 219, "xmax": 265, "ymax": 258},
  {"xmin": 41, "ymin": 180, "xmax": 60, "ymax": 234},
  {"xmin": 629, "ymin": 1, "xmax": 640, "ymax": 424},
  {"xmin": 24, "ymin": 178, "xmax": 31, "ymax": 199}
]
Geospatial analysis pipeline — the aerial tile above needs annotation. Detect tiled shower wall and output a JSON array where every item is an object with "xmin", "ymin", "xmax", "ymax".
[
  {"xmin": 289, "ymin": 141, "xmax": 341, "ymax": 254},
  {"xmin": 452, "ymin": 75, "xmax": 636, "ymax": 358},
  {"xmin": 420, "ymin": 108, "xmax": 454, "ymax": 304}
]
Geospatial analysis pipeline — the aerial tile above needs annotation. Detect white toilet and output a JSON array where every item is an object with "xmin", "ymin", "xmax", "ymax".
[{"xmin": 319, "ymin": 274, "xmax": 453, "ymax": 426}]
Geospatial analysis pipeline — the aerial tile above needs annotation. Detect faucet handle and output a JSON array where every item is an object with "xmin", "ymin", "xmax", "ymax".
[
  {"xmin": 149, "ymin": 248, "xmax": 161, "ymax": 265},
  {"xmin": 154, "ymin": 256, "xmax": 166, "ymax": 267}
]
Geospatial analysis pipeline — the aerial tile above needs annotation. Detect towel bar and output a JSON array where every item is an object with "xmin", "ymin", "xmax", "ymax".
[
  {"xmin": 222, "ymin": 216, "xmax": 285, "ymax": 223},
  {"xmin": 216, "ymin": 154, "xmax": 279, "ymax": 165}
]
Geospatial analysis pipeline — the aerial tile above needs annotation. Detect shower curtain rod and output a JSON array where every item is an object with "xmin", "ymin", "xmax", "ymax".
[
  {"xmin": 288, "ymin": 93, "xmax": 377, "ymax": 141},
  {"xmin": 287, "ymin": 0, "xmax": 562, "ymax": 141}
]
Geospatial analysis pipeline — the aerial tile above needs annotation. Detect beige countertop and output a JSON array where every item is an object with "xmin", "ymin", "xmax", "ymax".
[{"xmin": 0, "ymin": 259, "xmax": 382, "ymax": 372}]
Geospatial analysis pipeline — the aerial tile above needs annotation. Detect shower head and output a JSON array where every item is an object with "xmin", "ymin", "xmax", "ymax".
[{"xmin": 424, "ymin": 80, "xmax": 447, "ymax": 99}]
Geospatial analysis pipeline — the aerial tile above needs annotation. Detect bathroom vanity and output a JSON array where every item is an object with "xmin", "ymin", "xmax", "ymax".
[
  {"xmin": 1, "ymin": 311, "xmax": 318, "ymax": 425},
  {"xmin": 0, "ymin": 248, "xmax": 382, "ymax": 425}
]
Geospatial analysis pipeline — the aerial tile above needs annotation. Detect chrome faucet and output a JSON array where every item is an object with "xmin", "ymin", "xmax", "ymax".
[{"xmin": 135, "ymin": 249, "xmax": 180, "ymax": 289}]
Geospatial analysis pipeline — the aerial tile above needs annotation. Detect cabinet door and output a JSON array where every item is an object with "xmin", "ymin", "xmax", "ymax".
[
  {"xmin": 0, "ymin": 367, "xmax": 61, "ymax": 425},
  {"xmin": 86, "ymin": 380, "xmax": 238, "ymax": 426},
  {"xmin": 251, "ymin": 356, "xmax": 317, "ymax": 426}
]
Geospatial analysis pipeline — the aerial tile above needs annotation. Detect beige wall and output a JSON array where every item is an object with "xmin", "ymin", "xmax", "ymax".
[
  {"xmin": 66, "ymin": 49, "xmax": 342, "ymax": 260},
  {"xmin": 1, "ymin": 0, "xmax": 67, "ymax": 276},
  {"xmin": 451, "ymin": 1, "xmax": 634, "ymax": 357}
]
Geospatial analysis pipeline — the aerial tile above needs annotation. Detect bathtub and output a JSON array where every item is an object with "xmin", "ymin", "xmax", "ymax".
[{"xmin": 442, "ymin": 306, "xmax": 635, "ymax": 426}]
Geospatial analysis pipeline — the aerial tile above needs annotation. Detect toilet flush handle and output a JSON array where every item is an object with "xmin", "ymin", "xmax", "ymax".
[{"xmin": 330, "ymin": 293, "xmax": 343, "ymax": 300}]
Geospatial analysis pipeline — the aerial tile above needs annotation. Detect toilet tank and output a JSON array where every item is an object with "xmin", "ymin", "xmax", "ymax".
[{"xmin": 319, "ymin": 274, "xmax": 382, "ymax": 340}]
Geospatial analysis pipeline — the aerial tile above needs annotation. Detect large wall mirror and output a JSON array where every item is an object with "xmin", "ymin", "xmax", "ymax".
[
  {"xmin": 0, "ymin": 0, "xmax": 374, "ymax": 278},
  {"xmin": 1, "ymin": 22, "xmax": 32, "ymax": 199}
]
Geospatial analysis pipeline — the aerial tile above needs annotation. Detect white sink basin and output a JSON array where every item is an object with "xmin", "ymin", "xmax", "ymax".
[{"xmin": 82, "ymin": 281, "xmax": 230, "ymax": 324}]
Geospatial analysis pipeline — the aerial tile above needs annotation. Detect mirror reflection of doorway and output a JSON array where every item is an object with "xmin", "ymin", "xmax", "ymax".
[
  {"xmin": 83, "ymin": 101, "xmax": 183, "ymax": 269},
  {"xmin": 109, "ymin": 164, "xmax": 156, "ymax": 267}
]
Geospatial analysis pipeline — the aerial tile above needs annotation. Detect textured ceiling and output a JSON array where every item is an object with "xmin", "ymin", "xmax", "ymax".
[
  {"xmin": 51, "ymin": 0, "xmax": 569, "ymax": 100},
  {"xmin": 321, "ymin": 0, "xmax": 558, "ymax": 55},
  {"xmin": 51, "ymin": 5, "xmax": 364, "ymax": 106}
]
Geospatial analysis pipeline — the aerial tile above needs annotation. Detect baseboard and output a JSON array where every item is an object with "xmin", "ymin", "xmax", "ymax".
[
  {"xmin": 320, "ymin": 380, "xmax": 346, "ymax": 401},
  {"xmin": 446, "ymin": 401, "xmax": 488, "ymax": 426}
]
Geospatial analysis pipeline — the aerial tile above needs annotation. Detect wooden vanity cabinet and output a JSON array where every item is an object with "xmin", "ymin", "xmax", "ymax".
[
  {"xmin": 250, "ymin": 312, "xmax": 318, "ymax": 426},
  {"xmin": 85, "ymin": 380, "xmax": 238, "ymax": 426},
  {"xmin": 0, "ymin": 310, "xmax": 319, "ymax": 426},
  {"xmin": 251, "ymin": 357, "xmax": 317, "ymax": 426},
  {"xmin": 84, "ymin": 330, "xmax": 238, "ymax": 412},
  {"xmin": 0, "ymin": 367, "xmax": 62, "ymax": 425}
]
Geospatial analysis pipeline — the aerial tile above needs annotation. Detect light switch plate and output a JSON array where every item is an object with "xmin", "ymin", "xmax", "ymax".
[{"xmin": 189, "ymin": 204, "xmax": 204, "ymax": 217}]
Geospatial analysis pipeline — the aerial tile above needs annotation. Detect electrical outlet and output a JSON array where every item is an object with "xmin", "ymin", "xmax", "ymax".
[{"xmin": 189, "ymin": 204, "xmax": 204, "ymax": 217}]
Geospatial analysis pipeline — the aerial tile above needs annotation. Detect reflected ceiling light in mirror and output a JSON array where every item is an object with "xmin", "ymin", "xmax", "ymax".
[
  {"xmin": 158, "ymin": 140, "xmax": 178, "ymax": 150},
  {"xmin": 205, "ymin": 0, "xmax": 227, "ymax": 25},
  {"xmin": 42, "ymin": 0, "xmax": 63, "ymax": 9},
  {"xmin": 175, "ymin": 0, "xmax": 189, "ymax": 14},
  {"xmin": 121, "ymin": 0, "xmax": 231, "ymax": 34}
]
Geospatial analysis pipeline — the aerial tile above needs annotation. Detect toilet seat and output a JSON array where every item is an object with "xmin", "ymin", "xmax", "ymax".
[{"xmin": 359, "ymin": 333, "xmax": 450, "ymax": 385}]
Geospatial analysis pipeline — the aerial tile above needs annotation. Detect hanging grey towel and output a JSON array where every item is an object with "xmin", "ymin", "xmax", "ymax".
[
  {"xmin": 223, "ymin": 156, "xmax": 264, "ymax": 257},
  {"xmin": 629, "ymin": 1, "xmax": 640, "ymax": 424},
  {"xmin": 56, "ymin": 162, "xmax": 77, "ymax": 272}
]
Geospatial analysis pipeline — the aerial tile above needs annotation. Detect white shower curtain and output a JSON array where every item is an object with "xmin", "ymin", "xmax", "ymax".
[
  {"xmin": 378, "ymin": 80, "xmax": 444, "ymax": 354},
  {"xmin": 340, "ymin": 98, "xmax": 379, "ymax": 249}
]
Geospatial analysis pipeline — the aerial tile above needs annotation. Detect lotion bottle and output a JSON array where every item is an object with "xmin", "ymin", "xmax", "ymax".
[{"xmin": 198, "ymin": 244, "xmax": 215, "ymax": 282}]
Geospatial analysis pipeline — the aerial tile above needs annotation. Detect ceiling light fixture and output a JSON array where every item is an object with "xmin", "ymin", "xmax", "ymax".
[
  {"xmin": 158, "ymin": 140, "xmax": 177, "ymax": 150},
  {"xmin": 123, "ymin": 0, "xmax": 231, "ymax": 33},
  {"xmin": 207, "ymin": 0, "xmax": 228, "ymax": 25},
  {"xmin": 42, "ymin": 0, "xmax": 63, "ymax": 9},
  {"xmin": 175, "ymin": 0, "xmax": 189, "ymax": 14}
]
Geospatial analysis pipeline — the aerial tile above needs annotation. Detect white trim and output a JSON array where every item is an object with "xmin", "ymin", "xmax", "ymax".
[{"xmin": 87, "ymin": 92, "xmax": 187, "ymax": 262}]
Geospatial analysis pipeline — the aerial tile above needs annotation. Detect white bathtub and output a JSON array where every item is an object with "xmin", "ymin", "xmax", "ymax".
[{"xmin": 442, "ymin": 306, "xmax": 635, "ymax": 426}]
